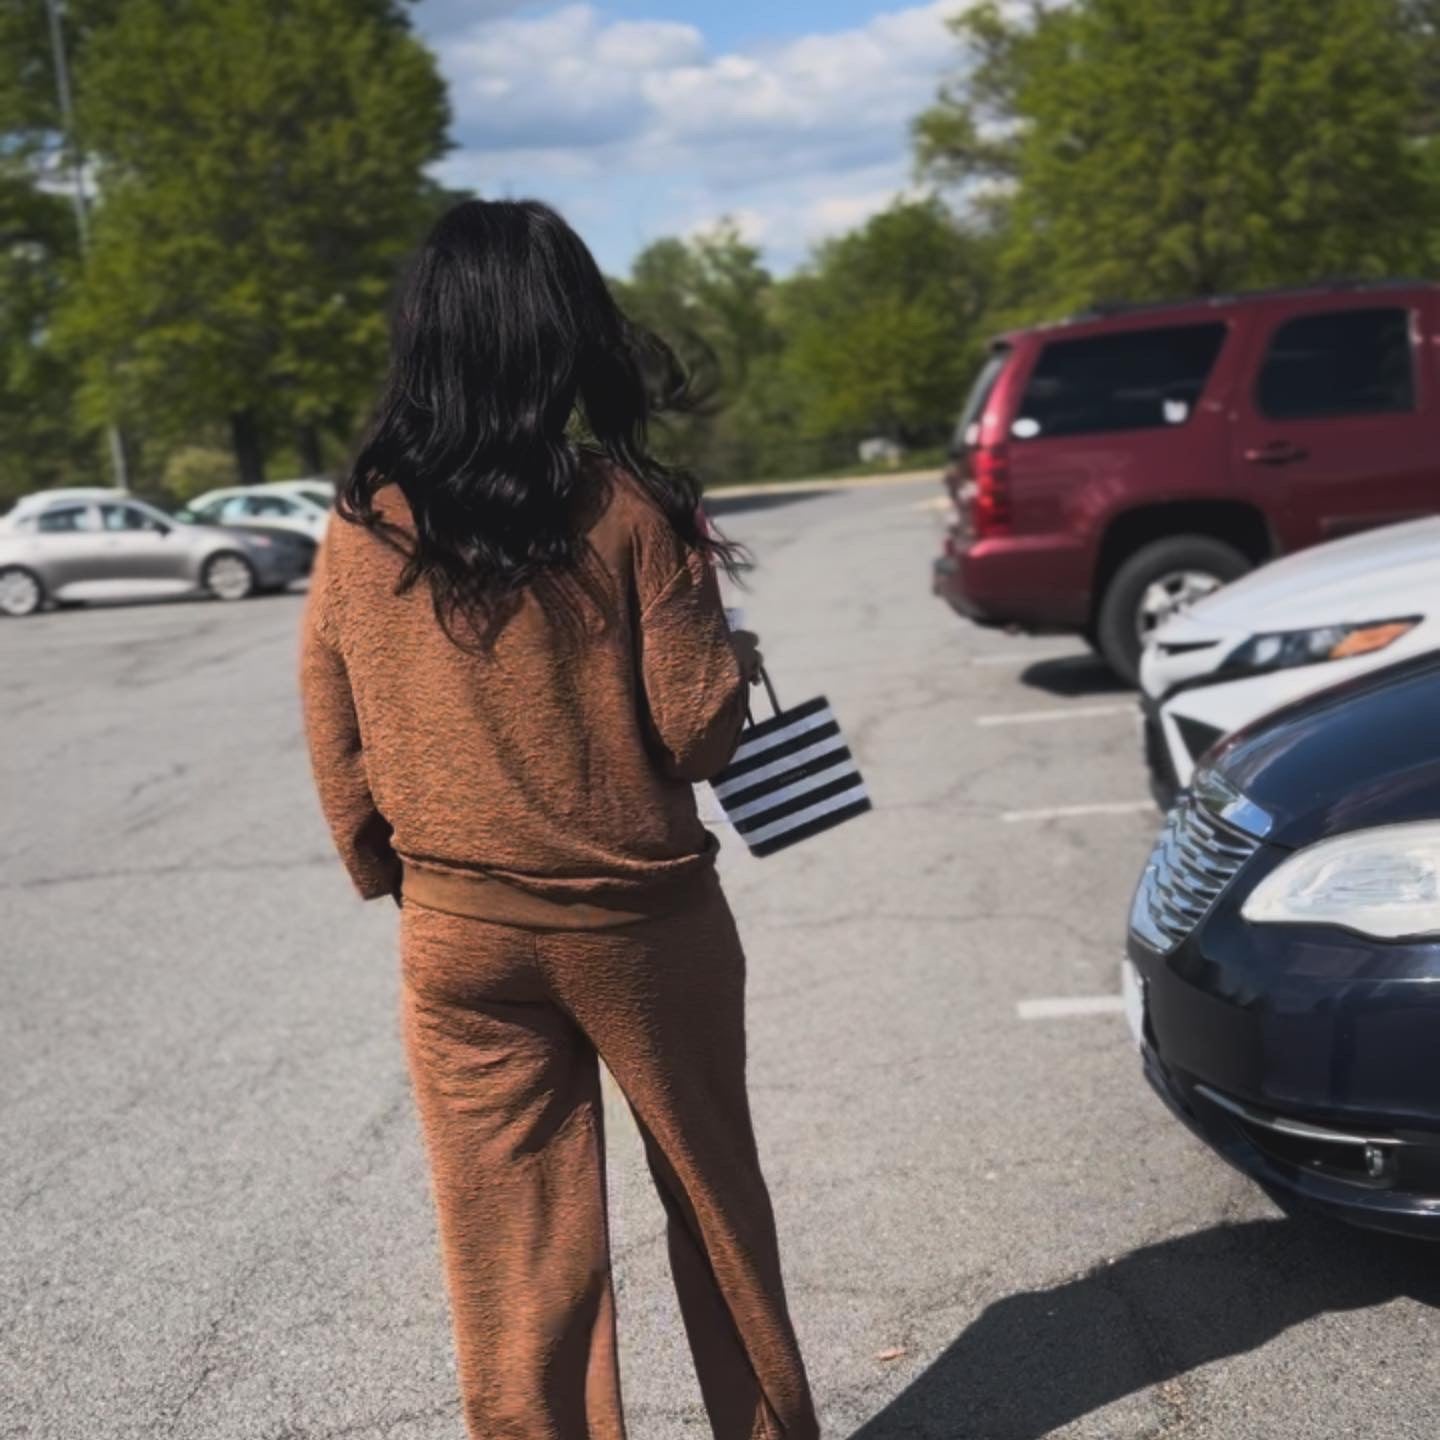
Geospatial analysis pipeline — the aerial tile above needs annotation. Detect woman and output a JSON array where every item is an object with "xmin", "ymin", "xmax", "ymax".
[{"xmin": 299, "ymin": 199, "xmax": 818, "ymax": 1440}]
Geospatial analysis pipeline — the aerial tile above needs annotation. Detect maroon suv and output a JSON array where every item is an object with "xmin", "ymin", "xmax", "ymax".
[{"xmin": 933, "ymin": 280, "xmax": 1440, "ymax": 680}]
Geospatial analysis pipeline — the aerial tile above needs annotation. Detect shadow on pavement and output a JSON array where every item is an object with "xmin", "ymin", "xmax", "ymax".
[
  {"xmin": 1020, "ymin": 652, "xmax": 1132, "ymax": 698},
  {"xmin": 33, "ymin": 586, "xmax": 308, "ymax": 621},
  {"xmin": 850, "ymin": 1216, "xmax": 1438, "ymax": 1440},
  {"xmin": 705, "ymin": 488, "xmax": 836, "ymax": 519}
]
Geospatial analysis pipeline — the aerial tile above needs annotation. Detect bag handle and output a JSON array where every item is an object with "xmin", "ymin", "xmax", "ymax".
[{"xmin": 744, "ymin": 665, "xmax": 782, "ymax": 727}]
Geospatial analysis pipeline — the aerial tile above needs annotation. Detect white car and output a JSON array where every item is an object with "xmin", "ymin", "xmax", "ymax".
[
  {"xmin": 1139, "ymin": 517, "xmax": 1440, "ymax": 805},
  {"xmin": 178, "ymin": 482, "xmax": 332, "ymax": 548},
  {"xmin": 266, "ymin": 477, "xmax": 336, "ymax": 509}
]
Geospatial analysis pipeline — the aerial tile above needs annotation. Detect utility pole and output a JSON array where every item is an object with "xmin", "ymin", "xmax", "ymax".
[{"xmin": 44, "ymin": 0, "xmax": 129, "ymax": 491}]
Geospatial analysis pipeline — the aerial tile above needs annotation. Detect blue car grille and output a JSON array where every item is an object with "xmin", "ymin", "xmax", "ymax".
[{"xmin": 1130, "ymin": 796, "xmax": 1259, "ymax": 952}]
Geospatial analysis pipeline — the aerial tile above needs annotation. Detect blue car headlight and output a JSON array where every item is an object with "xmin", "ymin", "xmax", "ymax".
[{"xmin": 1223, "ymin": 618, "xmax": 1418, "ymax": 674}]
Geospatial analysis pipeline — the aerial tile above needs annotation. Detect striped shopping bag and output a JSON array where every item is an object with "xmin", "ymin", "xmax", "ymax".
[{"xmin": 711, "ymin": 670, "xmax": 871, "ymax": 857}]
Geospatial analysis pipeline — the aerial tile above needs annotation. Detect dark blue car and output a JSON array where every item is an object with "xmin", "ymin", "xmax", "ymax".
[{"xmin": 1126, "ymin": 650, "xmax": 1440, "ymax": 1238}]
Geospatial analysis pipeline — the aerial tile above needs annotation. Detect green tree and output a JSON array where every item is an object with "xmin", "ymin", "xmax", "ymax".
[
  {"xmin": 0, "ymin": 2, "xmax": 127, "ymax": 504},
  {"xmin": 1404, "ymin": 0, "xmax": 1440, "ymax": 134},
  {"xmin": 55, "ymin": 0, "xmax": 451, "ymax": 484},
  {"xmin": 620, "ymin": 226, "xmax": 776, "ymax": 387},
  {"xmin": 0, "ymin": 1, "xmax": 123, "ymax": 140},
  {"xmin": 776, "ymin": 200, "xmax": 993, "ymax": 461},
  {"xmin": 614, "ymin": 223, "xmax": 782, "ymax": 478},
  {"xmin": 916, "ymin": 0, "xmax": 1436, "ymax": 316},
  {"xmin": 0, "ymin": 172, "xmax": 102, "ymax": 506}
]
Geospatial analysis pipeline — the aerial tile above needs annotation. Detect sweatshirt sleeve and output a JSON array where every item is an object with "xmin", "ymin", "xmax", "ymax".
[
  {"xmin": 298, "ymin": 541, "xmax": 401, "ymax": 900},
  {"xmin": 637, "ymin": 538, "xmax": 748, "ymax": 783}
]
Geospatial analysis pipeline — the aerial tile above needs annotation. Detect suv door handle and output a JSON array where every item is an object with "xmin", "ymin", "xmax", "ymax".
[{"xmin": 1243, "ymin": 441, "xmax": 1309, "ymax": 466}]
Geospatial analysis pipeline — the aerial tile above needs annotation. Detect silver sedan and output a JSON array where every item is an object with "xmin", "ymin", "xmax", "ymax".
[{"xmin": 0, "ymin": 493, "xmax": 312, "ymax": 617}]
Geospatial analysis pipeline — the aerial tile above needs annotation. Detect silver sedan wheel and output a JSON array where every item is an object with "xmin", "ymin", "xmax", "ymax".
[
  {"xmin": 0, "ymin": 567, "xmax": 43, "ymax": 618},
  {"xmin": 1136, "ymin": 569, "xmax": 1223, "ymax": 641},
  {"xmin": 204, "ymin": 553, "xmax": 255, "ymax": 602}
]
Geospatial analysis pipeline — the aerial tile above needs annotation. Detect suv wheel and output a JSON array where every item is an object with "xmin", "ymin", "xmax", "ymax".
[
  {"xmin": 0, "ymin": 566, "xmax": 45, "ymax": 617},
  {"xmin": 1096, "ymin": 536, "xmax": 1251, "ymax": 684},
  {"xmin": 203, "ymin": 551, "xmax": 256, "ymax": 602}
]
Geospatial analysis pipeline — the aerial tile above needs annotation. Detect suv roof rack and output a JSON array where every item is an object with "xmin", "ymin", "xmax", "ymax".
[{"xmin": 1061, "ymin": 276, "xmax": 1434, "ymax": 326}]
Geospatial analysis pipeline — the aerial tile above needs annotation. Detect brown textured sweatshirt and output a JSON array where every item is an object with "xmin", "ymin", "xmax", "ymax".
[{"xmin": 298, "ymin": 469, "xmax": 747, "ymax": 908}]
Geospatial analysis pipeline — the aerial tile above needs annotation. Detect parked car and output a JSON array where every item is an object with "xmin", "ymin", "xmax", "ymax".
[
  {"xmin": 0, "ymin": 487, "xmax": 121, "ymax": 532},
  {"xmin": 858, "ymin": 437, "xmax": 905, "ymax": 466},
  {"xmin": 933, "ymin": 279, "xmax": 1440, "ymax": 681},
  {"xmin": 177, "ymin": 482, "xmax": 331, "ymax": 551},
  {"xmin": 266, "ymin": 477, "xmax": 336, "ymax": 509},
  {"xmin": 1126, "ymin": 651, "xmax": 1440, "ymax": 1238},
  {"xmin": 0, "ymin": 493, "xmax": 310, "ymax": 617},
  {"xmin": 1140, "ymin": 516, "xmax": 1440, "ymax": 807}
]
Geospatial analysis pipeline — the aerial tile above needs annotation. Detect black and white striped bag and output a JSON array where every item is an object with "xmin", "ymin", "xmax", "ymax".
[{"xmin": 711, "ymin": 670, "xmax": 871, "ymax": 857}]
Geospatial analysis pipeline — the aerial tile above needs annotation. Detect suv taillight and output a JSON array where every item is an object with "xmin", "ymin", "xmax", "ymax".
[{"xmin": 972, "ymin": 445, "xmax": 1011, "ymax": 536}]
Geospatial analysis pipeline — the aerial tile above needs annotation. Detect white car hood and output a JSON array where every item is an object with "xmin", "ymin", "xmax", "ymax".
[{"xmin": 1157, "ymin": 517, "xmax": 1440, "ymax": 643}]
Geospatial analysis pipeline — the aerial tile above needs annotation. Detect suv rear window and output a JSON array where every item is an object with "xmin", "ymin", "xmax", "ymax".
[
  {"xmin": 1013, "ymin": 323, "xmax": 1228, "ymax": 441},
  {"xmin": 953, "ymin": 346, "xmax": 1011, "ymax": 449},
  {"xmin": 1256, "ymin": 307, "xmax": 1414, "ymax": 420}
]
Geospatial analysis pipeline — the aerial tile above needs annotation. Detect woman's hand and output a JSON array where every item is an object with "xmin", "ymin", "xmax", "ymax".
[{"xmin": 730, "ymin": 629, "xmax": 764, "ymax": 684}]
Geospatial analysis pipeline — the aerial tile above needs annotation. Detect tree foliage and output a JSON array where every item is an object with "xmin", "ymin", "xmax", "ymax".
[
  {"xmin": 0, "ymin": 172, "xmax": 101, "ymax": 500},
  {"xmin": 613, "ymin": 224, "xmax": 783, "ymax": 477},
  {"xmin": 916, "ymin": 0, "xmax": 1438, "ymax": 316},
  {"xmin": 53, "ymin": 0, "xmax": 451, "ymax": 484},
  {"xmin": 621, "ymin": 225, "xmax": 777, "ymax": 390},
  {"xmin": 777, "ymin": 200, "xmax": 992, "ymax": 451},
  {"xmin": 0, "ymin": 0, "xmax": 123, "ymax": 140},
  {"xmin": 613, "ymin": 205, "xmax": 993, "ymax": 482},
  {"xmin": 0, "ymin": 1, "xmax": 128, "ymax": 503}
]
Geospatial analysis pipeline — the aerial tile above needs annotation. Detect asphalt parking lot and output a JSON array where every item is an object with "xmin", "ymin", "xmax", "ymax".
[{"xmin": 5, "ymin": 474, "xmax": 1439, "ymax": 1440}]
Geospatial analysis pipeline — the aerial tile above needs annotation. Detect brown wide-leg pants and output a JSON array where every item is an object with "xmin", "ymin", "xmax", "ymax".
[{"xmin": 399, "ymin": 872, "xmax": 818, "ymax": 1440}]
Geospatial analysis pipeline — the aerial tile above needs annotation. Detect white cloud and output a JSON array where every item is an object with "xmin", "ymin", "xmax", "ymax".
[
  {"xmin": 650, "ymin": 5, "xmax": 954, "ymax": 152},
  {"xmin": 678, "ymin": 169, "xmax": 929, "ymax": 261},
  {"xmin": 428, "ymin": 2, "xmax": 962, "ymax": 270},
  {"xmin": 594, "ymin": 16, "xmax": 707, "ymax": 70},
  {"xmin": 445, "ymin": 6, "xmax": 707, "ymax": 149},
  {"xmin": 443, "ymin": 2, "xmax": 952, "ymax": 169}
]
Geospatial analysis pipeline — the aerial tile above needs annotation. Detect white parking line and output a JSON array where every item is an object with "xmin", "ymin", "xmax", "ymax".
[
  {"xmin": 976, "ymin": 703, "xmax": 1134, "ymax": 727},
  {"xmin": 910, "ymin": 496, "xmax": 952, "ymax": 513},
  {"xmin": 1002, "ymin": 800, "xmax": 1155, "ymax": 824},
  {"xmin": 1017, "ymin": 995, "xmax": 1126, "ymax": 1021}
]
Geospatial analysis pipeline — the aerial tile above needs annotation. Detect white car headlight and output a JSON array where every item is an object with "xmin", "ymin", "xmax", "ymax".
[
  {"xmin": 1242, "ymin": 822, "xmax": 1440, "ymax": 940},
  {"xmin": 1224, "ymin": 618, "xmax": 1417, "ymax": 674}
]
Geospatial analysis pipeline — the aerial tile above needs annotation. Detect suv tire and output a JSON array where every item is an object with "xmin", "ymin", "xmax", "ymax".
[{"xmin": 1096, "ymin": 536, "xmax": 1251, "ymax": 684}]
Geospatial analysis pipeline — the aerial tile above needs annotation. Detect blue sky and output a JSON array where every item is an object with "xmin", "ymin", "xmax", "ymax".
[
  {"xmin": 566, "ymin": 0, "xmax": 896, "ymax": 49},
  {"xmin": 411, "ymin": 1, "xmax": 962, "ymax": 276}
]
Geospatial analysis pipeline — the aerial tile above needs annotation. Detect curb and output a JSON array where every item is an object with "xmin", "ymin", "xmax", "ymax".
[{"xmin": 704, "ymin": 468, "xmax": 943, "ymax": 500}]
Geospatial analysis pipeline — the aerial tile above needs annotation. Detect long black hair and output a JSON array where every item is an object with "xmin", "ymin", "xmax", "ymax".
[{"xmin": 340, "ymin": 198, "xmax": 741, "ymax": 646}]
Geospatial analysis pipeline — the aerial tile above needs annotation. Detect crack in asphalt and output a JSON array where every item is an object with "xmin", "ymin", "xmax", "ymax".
[
  {"xmin": 0, "ymin": 853, "xmax": 336, "ymax": 893},
  {"xmin": 265, "ymin": 1400, "xmax": 460, "ymax": 1439}
]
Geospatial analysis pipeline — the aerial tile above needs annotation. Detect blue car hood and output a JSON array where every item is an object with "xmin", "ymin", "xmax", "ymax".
[{"xmin": 1209, "ymin": 651, "xmax": 1440, "ymax": 848}]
